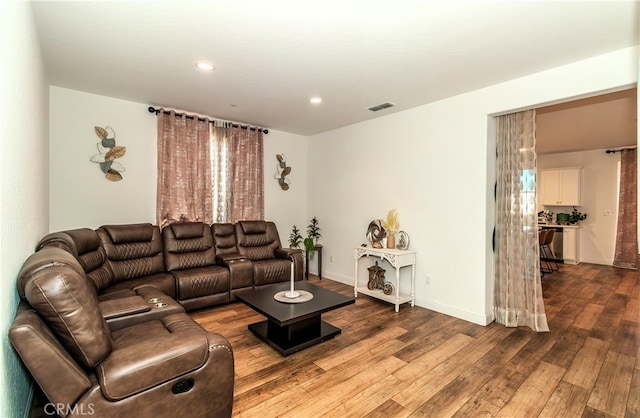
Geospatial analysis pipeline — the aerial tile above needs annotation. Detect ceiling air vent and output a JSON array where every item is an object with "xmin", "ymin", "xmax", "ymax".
[{"xmin": 367, "ymin": 102, "xmax": 395, "ymax": 112}]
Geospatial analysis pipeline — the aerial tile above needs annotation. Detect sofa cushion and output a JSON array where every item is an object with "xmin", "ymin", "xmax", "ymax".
[
  {"xmin": 170, "ymin": 221, "xmax": 205, "ymax": 239},
  {"xmin": 97, "ymin": 313, "xmax": 209, "ymax": 401},
  {"xmin": 21, "ymin": 247, "xmax": 112, "ymax": 368},
  {"xmin": 163, "ymin": 222, "xmax": 216, "ymax": 272},
  {"xmin": 97, "ymin": 224, "xmax": 165, "ymax": 283},
  {"xmin": 252, "ymin": 259, "xmax": 293, "ymax": 286},
  {"xmin": 235, "ymin": 221, "xmax": 282, "ymax": 261},
  {"xmin": 174, "ymin": 266, "xmax": 230, "ymax": 301},
  {"xmin": 17, "ymin": 247, "xmax": 84, "ymax": 299},
  {"xmin": 102, "ymin": 223, "xmax": 154, "ymax": 244},
  {"xmin": 212, "ymin": 223, "xmax": 240, "ymax": 257},
  {"xmin": 99, "ymin": 273, "xmax": 176, "ymax": 299},
  {"xmin": 239, "ymin": 220, "xmax": 267, "ymax": 234},
  {"xmin": 65, "ymin": 228, "xmax": 102, "ymax": 255},
  {"xmin": 38, "ymin": 228, "xmax": 113, "ymax": 292},
  {"xmin": 37, "ymin": 228, "xmax": 99, "ymax": 255}
]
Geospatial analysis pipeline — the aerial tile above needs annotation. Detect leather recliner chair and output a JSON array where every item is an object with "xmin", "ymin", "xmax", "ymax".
[
  {"xmin": 9, "ymin": 247, "xmax": 234, "ymax": 417},
  {"xmin": 36, "ymin": 227, "xmax": 185, "ymax": 331},
  {"xmin": 234, "ymin": 220, "xmax": 303, "ymax": 286},
  {"xmin": 162, "ymin": 221, "xmax": 231, "ymax": 310}
]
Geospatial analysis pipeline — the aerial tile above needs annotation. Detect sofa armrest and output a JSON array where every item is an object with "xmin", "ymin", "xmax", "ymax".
[
  {"xmin": 275, "ymin": 248, "xmax": 303, "ymax": 260},
  {"xmin": 96, "ymin": 331, "xmax": 209, "ymax": 401},
  {"xmin": 99, "ymin": 296, "xmax": 151, "ymax": 320},
  {"xmin": 275, "ymin": 248, "xmax": 304, "ymax": 282},
  {"xmin": 9, "ymin": 303, "xmax": 92, "ymax": 410}
]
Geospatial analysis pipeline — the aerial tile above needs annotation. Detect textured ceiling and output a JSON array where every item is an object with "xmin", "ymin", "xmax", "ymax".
[{"xmin": 31, "ymin": 0, "xmax": 639, "ymax": 145}]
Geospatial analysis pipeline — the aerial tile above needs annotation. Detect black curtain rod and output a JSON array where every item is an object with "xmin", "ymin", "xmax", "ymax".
[
  {"xmin": 605, "ymin": 146, "xmax": 636, "ymax": 154},
  {"xmin": 148, "ymin": 106, "xmax": 268, "ymax": 134}
]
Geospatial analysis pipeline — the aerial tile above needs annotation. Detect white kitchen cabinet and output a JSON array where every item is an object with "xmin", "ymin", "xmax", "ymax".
[
  {"xmin": 563, "ymin": 228, "xmax": 580, "ymax": 265},
  {"xmin": 539, "ymin": 167, "xmax": 582, "ymax": 206}
]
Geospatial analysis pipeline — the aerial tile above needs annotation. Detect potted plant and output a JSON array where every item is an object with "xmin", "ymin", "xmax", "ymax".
[
  {"xmin": 305, "ymin": 217, "xmax": 322, "ymax": 257},
  {"xmin": 289, "ymin": 225, "xmax": 303, "ymax": 249},
  {"xmin": 569, "ymin": 207, "xmax": 587, "ymax": 224},
  {"xmin": 289, "ymin": 218, "xmax": 322, "ymax": 256}
]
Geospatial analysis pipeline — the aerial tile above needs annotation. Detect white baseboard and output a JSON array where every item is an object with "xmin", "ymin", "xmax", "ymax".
[
  {"xmin": 324, "ymin": 271, "xmax": 353, "ymax": 286},
  {"xmin": 577, "ymin": 257, "xmax": 612, "ymax": 266},
  {"xmin": 415, "ymin": 298, "xmax": 494, "ymax": 326},
  {"xmin": 321, "ymin": 271, "xmax": 494, "ymax": 326}
]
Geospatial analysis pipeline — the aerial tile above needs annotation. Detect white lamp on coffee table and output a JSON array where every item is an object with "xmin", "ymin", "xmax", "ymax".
[
  {"xmin": 273, "ymin": 255, "xmax": 313, "ymax": 303},
  {"xmin": 285, "ymin": 258, "xmax": 300, "ymax": 298}
]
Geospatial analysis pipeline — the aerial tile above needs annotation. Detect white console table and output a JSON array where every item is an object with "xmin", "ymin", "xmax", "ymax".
[{"xmin": 354, "ymin": 246, "xmax": 416, "ymax": 312}]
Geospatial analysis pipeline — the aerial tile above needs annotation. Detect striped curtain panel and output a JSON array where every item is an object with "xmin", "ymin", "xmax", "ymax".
[
  {"xmin": 613, "ymin": 148, "xmax": 638, "ymax": 269},
  {"xmin": 211, "ymin": 124, "xmax": 264, "ymax": 223},
  {"xmin": 157, "ymin": 110, "xmax": 264, "ymax": 228},
  {"xmin": 156, "ymin": 110, "xmax": 212, "ymax": 228},
  {"xmin": 494, "ymin": 109, "xmax": 549, "ymax": 332}
]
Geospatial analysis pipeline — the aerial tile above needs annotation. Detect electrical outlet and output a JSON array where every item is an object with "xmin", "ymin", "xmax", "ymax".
[
  {"xmin": 425, "ymin": 274, "xmax": 431, "ymax": 285},
  {"xmin": 330, "ymin": 256, "xmax": 334, "ymax": 263}
]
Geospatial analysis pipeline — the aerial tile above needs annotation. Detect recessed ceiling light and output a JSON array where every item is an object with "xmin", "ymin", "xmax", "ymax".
[
  {"xmin": 195, "ymin": 61, "xmax": 215, "ymax": 71},
  {"xmin": 310, "ymin": 97, "xmax": 322, "ymax": 104}
]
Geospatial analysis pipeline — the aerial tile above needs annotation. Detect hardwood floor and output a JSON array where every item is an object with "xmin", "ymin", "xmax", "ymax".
[{"xmin": 190, "ymin": 263, "xmax": 639, "ymax": 418}]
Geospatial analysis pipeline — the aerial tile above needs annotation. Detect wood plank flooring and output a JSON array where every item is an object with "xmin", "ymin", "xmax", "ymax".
[{"xmin": 190, "ymin": 263, "xmax": 639, "ymax": 418}]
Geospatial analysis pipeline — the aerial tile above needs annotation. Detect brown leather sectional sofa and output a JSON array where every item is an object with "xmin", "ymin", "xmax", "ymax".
[{"xmin": 9, "ymin": 220, "xmax": 303, "ymax": 417}]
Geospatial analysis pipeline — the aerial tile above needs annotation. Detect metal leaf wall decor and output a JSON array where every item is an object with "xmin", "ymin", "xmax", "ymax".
[
  {"xmin": 274, "ymin": 154, "xmax": 291, "ymax": 190},
  {"xmin": 90, "ymin": 126, "xmax": 126, "ymax": 181}
]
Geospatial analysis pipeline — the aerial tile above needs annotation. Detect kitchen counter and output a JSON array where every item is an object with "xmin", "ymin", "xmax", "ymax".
[
  {"xmin": 538, "ymin": 224, "xmax": 581, "ymax": 264},
  {"xmin": 538, "ymin": 223, "xmax": 582, "ymax": 229}
]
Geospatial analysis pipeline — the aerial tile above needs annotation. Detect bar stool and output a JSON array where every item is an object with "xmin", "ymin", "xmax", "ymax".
[
  {"xmin": 540, "ymin": 229, "xmax": 559, "ymax": 273},
  {"xmin": 539, "ymin": 229, "xmax": 551, "ymax": 276}
]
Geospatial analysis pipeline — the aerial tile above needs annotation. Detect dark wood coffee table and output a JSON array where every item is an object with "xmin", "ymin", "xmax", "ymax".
[{"xmin": 236, "ymin": 281, "xmax": 355, "ymax": 356}]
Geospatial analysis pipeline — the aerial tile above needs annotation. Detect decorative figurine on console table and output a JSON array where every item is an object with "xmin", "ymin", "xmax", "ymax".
[
  {"xmin": 367, "ymin": 261, "xmax": 393, "ymax": 295},
  {"xmin": 366, "ymin": 219, "xmax": 386, "ymax": 249}
]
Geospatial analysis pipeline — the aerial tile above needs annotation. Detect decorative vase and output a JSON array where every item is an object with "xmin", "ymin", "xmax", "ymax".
[{"xmin": 386, "ymin": 233, "xmax": 395, "ymax": 249}]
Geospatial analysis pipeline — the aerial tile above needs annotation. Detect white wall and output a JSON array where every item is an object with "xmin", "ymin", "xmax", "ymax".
[
  {"xmin": 49, "ymin": 87, "xmax": 308, "ymax": 234},
  {"xmin": 263, "ymin": 130, "xmax": 309, "ymax": 245},
  {"xmin": 50, "ymin": 87, "xmax": 158, "ymax": 230},
  {"xmin": 1, "ymin": 2, "xmax": 50, "ymax": 417},
  {"xmin": 308, "ymin": 46, "xmax": 638, "ymax": 325},
  {"xmin": 538, "ymin": 149, "xmax": 624, "ymax": 265},
  {"xmin": 45, "ymin": 48, "xmax": 640, "ymax": 326}
]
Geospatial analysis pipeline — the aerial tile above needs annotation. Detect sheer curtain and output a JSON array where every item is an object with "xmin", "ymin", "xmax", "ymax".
[
  {"xmin": 156, "ymin": 110, "xmax": 212, "ymax": 228},
  {"xmin": 157, "ymin": 110, "xmax": 265, "ymax": 227},
  {"xmin": 210, "ymin": 124, "xmax": 264, "ymax": 223},
  {"xmin": 613, "ymin": 148, "xmax": 638, "ymax": 269},
  {"xmin": 227, "ymin": 126, "xmax": 264, "ymax": 222},
  {"xmin": 211, "ymin": 124, "xmax": 231, "ymax": 223},
  {"xmin": 494, "ymin": 109, "xmax": 549, "ymax": 332}
]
